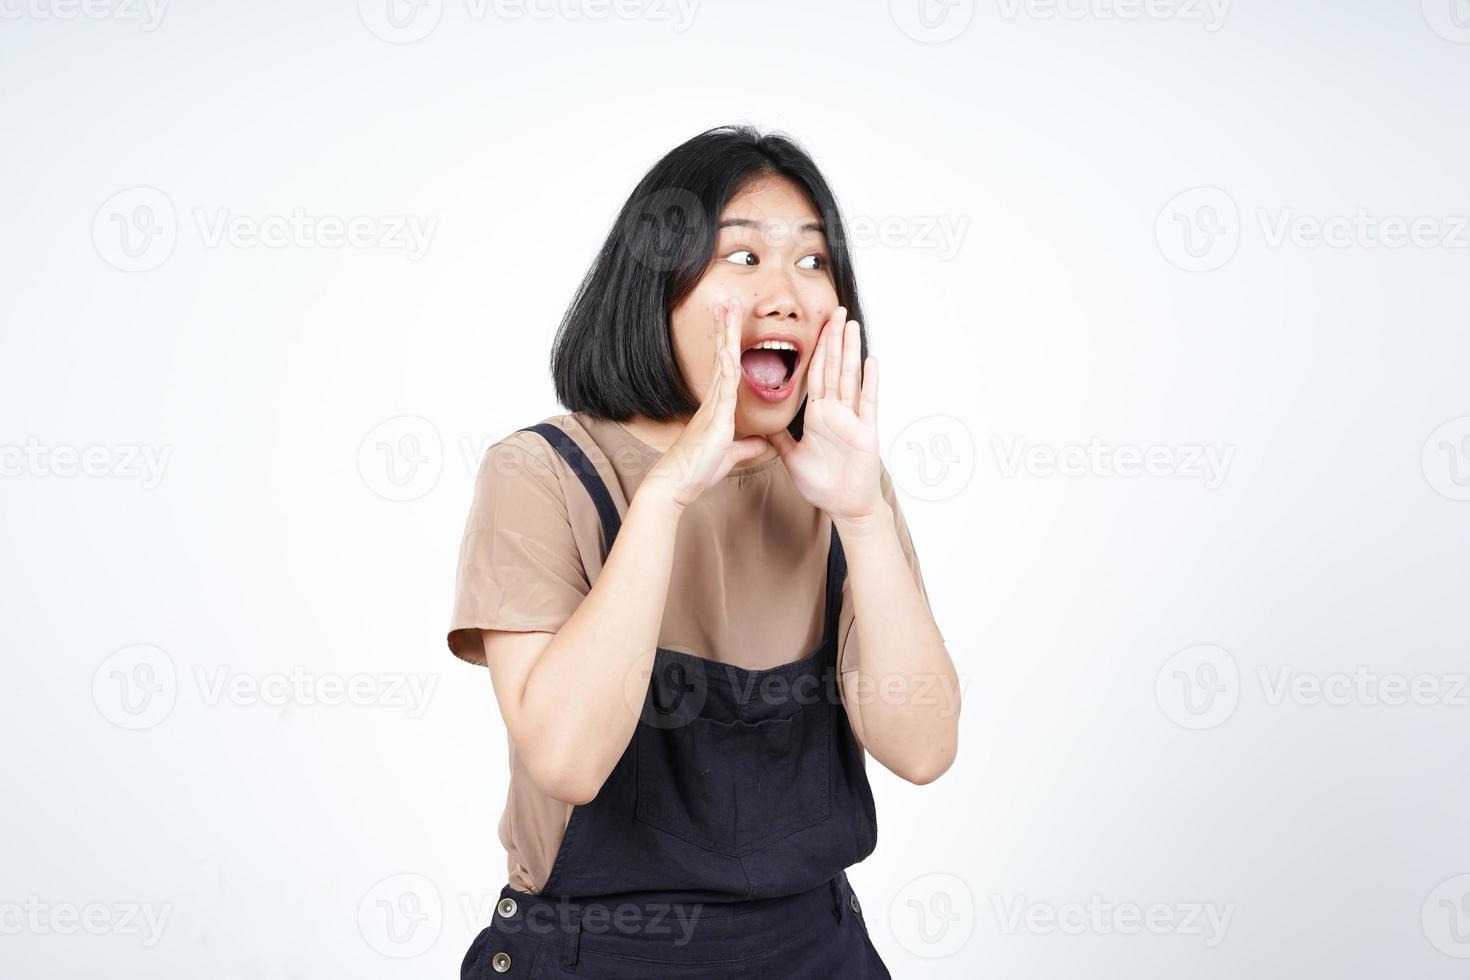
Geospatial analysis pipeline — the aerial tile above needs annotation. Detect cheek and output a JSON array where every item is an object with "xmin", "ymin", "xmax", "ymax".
[
  {"xmin": 800, "ymin": 282, "xmax": 840, "ymax": 322},
  {"xmin": 667, "ymin": 305, "xmax": 715, "ymax": 378}
]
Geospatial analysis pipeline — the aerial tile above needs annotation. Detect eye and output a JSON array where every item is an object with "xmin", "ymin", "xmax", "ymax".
[
  {"xmin": 724, "ymin": 249, "xmax": 757, "ymax": 266},
  {"xmin": 797, "ymin": 253, "xmax": 826, "ymax": 271}
]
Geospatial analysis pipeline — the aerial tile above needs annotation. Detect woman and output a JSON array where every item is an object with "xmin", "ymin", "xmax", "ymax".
[{"xmin": 446, "ymin": 124, "xmax": 958, "ymax": 978}]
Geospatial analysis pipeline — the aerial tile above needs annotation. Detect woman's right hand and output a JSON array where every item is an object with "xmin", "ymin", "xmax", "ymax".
[{"xmin": 645, "ymin": 297, "xmax": 772, "ymax": 512}]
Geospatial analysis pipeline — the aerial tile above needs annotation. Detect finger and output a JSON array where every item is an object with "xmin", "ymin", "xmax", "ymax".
[
  {"xmin": 700, "ymin": 329, "xmax": 724, "ymax": 409},
  {"xmin": 714, "ymin": 343, "xmax": 739, "ymax": 426},
  {"xmin": 726, "ymin": 297, "xmax": 743, "ymax": 356},
  {"xmin": 690, "ymin": 305, "xmax": 724, "ymax": 417},
  {"xmin": 858, "ymin": 354, "xmax": 878, "ymax": 426},
  {"xmin": 767, "ymin": 427, "xmax": 798, "ymax": 458},
  {"xmin": 721, "ymin": 300, "xmax": 743, "ymax": 410},
  {"xmin": 729, "ymin": 434, "xmax": 770, "ymax": 465},
  {"xmin": 839, "ymin": 318, "xmax": 860, "ymax": 409},
  {"xmin": 822, "ymin": 306, "xmax": 845, "ymax": 399},
  {"xmin": 810, "ymin": 306, "xmax": 841, "ymax": 400}
]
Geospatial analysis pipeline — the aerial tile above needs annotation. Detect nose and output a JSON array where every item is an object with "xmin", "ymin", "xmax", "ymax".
[{"xmin": 750, "ymin": 263, "xmax": 800, "ymax": 324}]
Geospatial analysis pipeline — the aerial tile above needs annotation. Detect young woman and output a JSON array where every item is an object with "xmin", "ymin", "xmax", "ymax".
[{"xmin": 446, "ymin": 125, "xmax": 958, "ymax": 978}]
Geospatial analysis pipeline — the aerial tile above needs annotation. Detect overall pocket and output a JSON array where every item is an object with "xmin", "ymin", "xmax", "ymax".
[{"xmin": 635, "ymin": 701, "xmax": 832, "ymax": 856}]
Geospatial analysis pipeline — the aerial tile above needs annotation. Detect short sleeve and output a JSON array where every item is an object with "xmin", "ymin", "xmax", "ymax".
[
  {"xmin": 446, "ymin": 435, "xmax": 590, "ymax": 666},
  {"xmin": 836, "ymin": 467, "xmax": 943, "ymax": 675}
]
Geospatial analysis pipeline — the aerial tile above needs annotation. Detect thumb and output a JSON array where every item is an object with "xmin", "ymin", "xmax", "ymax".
[
  {"xmin": 767, "ymin": 428, "xmax": 798, "ymax": 458},
  {"xmin": 730, "ymin": 435, "xmax": 772, "ymax": 465}
]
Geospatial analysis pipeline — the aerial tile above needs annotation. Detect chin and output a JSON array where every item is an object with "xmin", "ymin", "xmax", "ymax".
[{"xmin": 735, "ymin": 399, "xmax": 799, "ymax": 437}]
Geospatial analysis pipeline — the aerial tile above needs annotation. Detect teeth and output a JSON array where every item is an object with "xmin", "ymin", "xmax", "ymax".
[{"xmin": 746, "ymin": 339, "xmax": 798, "ymax": 352}]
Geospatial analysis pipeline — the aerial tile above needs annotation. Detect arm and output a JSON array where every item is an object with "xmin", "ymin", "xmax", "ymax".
[
  {"xmin": 481, "ymin": 476, "xmax": 683, "ymax": 805},
  {"xmin": 482, "ymin": 297, "xmax": 768, "ymax": 805},
  {"xmin": 768, "ymin": 306, "xmax": 960, "ymax": 786},
  {"xmin": 834, "ymin": 500, "xmax": 958, "ymax": 784}
]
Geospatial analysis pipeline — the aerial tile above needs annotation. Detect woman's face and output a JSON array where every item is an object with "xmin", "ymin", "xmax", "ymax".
[{"xmin": 668, "ymin": 174, "xmax": 840, "ymax": 437}]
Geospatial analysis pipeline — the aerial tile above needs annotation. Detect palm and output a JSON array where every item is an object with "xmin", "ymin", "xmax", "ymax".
[
  {"xmin": 783, "ymin": 396, "xmax": 879, "ymax": 518},
  {"xmin": 770, "ymin": 309, "xmax": 883, "ymax": 521}
]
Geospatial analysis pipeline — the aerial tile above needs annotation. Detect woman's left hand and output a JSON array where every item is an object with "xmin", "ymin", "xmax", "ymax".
[{"xmin": 767, "ymin": 306, "xmax": 884, "ymax": 523}]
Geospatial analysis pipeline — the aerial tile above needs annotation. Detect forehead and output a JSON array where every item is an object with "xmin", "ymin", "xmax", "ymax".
[{"xmin": 718, "ymin": 175, "xmax": 824, "ymax": 240}]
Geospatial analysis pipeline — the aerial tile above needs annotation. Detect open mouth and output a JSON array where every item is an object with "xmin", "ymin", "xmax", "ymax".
[{"xmin": 739, "ymin": 340, "xmax": 800, "ymax": 396}]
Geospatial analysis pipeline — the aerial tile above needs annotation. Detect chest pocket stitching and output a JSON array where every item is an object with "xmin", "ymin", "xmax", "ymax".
[{"xmin": 634, "ymin": 701, "xmax": 833, "ymax": 857}]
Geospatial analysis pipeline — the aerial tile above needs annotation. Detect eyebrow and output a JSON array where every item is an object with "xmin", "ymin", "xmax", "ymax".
[{"xmin": 717, "ymin": 218, "xmax": 826, "ymax": 235}]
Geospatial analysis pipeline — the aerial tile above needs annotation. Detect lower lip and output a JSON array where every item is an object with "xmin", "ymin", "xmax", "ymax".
[{"xmin": 740, "ymin": 361, "xmax": 797, "ymax": 402}]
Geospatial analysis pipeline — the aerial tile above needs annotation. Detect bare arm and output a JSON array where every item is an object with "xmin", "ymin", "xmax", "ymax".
[
  {"xmin": 479, "ymin": 477, "xmax": 682, "ymax": 804},
  {"xmin": 768, "ymin": 306, "xmax": 959, "ymax": 786},
  {"xmin": 836, "ymin": 501, "xmax": 958, "ymax": 785},
  {"xmin": 481, "ymin": 298, "xmax": 769, "ymax": 805}
]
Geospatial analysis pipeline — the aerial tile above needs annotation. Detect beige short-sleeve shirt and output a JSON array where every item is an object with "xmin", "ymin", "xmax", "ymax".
[{"xmin": 446, "ymin": 411, "xmax": 939, "ymax": 894}]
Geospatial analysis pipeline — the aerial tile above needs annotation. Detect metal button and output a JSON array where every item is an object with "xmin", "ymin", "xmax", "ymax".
[
  {"xmin": 491, "ymin": 951, "xmax": 512, "ymax": 973},
  {"xmin": 850, "ymin": 893, "xmax": 861, "ymax": 915},
  {"xmin": 497, "ymin": 898, "xmax": 518, "ymax": 918}
]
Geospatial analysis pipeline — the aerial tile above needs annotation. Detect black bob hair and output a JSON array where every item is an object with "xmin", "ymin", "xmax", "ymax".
[{"xmin": 550, "ymin": 124, "xmax": 868, "ymax": 442}]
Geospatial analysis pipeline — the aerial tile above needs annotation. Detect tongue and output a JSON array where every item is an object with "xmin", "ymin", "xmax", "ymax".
[{"xmin": 741, "ymin": 349, "xmax": 788, "ymax": 389}]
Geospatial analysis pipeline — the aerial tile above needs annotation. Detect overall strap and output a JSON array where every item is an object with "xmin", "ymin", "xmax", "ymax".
[
  {"xmin": 820, "ymin": 522, "xmax": 847, "ymax": 649},
  {"xmin": 516, "ymin": 423, "xmax": 623, "ymax": 551},
  {"xmin": 518, "ymin": 422, "xmax": 848, "ymax": 647}
]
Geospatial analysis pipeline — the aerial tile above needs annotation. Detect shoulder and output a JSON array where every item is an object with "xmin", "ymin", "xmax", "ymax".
[
  {"xmin": 479, "ymin": 413, "xmax": 584, "ymax": 469},
  {"xmin": 469, "ymin": 413, "xmax": 592, "ymax": 503}
]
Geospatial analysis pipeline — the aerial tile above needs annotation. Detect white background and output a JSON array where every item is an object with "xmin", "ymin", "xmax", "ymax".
[{"xmin": 3, "ymin": 0, "xmax": 1469, "ymax": 977}]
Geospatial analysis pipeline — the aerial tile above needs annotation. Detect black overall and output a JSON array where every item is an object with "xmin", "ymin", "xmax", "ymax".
[{"xmin": 461, "ymin": 423, "xmax": 890, "ymax": 979}]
